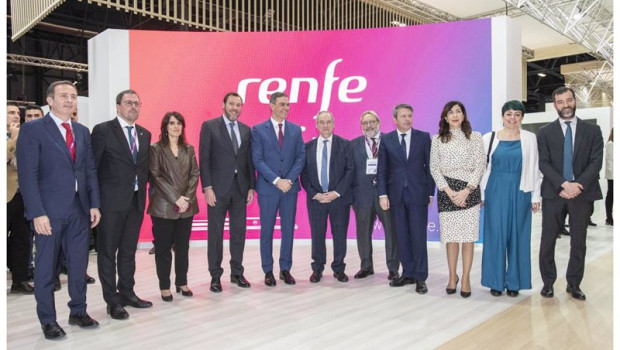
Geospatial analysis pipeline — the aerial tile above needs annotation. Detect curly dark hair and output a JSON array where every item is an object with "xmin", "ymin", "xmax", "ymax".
[{"xmin": 437, "ymin": 101, "xmax": 472, "ymax": 143}]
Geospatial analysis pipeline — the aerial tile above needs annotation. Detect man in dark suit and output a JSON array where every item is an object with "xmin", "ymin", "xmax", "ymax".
[
  {"xmin": 91, "ymin": 89, "xmax": 153, "ymax": 319},
  {"xmin": 200, "ymin": 92, "xmax": 256, "ymax": 293},
  {"xmin": 537, "ymin": 86, "xmax": 603, "ymax": 301},
  {"xmin": 350, "ymin": 110, "xmax": 399, "ymax": 280},
  {"xmin": 300, "ymin": 111, "xmax": 354, "ymax": 283},
  {"xmin": 17, "ymin": 80, "xmax": 101, "ymax": 339},
  {"xmin": 377, "ymin": 103, "xmax": 435, "ymax": 294},
  {"xmin": 251, "ymin": 91, "xmax": 306, "ymax": 286}
]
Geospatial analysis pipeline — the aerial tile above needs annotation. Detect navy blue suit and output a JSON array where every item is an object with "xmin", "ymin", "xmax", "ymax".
[
  {"xmin": 300, "ymin": 135, "xmax": 354, "ymax": 273},
  {"xmin": 251, "ymin": 119, "xmax": 305, "ymax": 273},
  {"xmin": 377, "ymin": 129, "xmax": 435, "ymax": 281},
  {"xmin": 17, "ymin": 114, "xmax": 100, "ymax": 325}
]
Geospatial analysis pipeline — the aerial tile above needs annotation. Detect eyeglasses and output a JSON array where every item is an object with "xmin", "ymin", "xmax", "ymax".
[
  {"xmin": 361, "ymin": 120, "xmax": 378, "ymax": 126},
  {"xmin": 122, "ymin": 101, "xmax": 142, "ymax": 108}
]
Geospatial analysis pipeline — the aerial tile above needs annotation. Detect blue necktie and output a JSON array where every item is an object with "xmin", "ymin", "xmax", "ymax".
[
  {"xmin": 563, "ymin": 121, "xmax": 574, "ymax": 181},
  {"xmin": 126, "ymin": 126, "xmax": 138, "ymax": 163},
  {"xmin": 321, "ymin": 140, "xmax": 329, "ymax": 192},
  {"xmin": 400, "ymin": 133, "xmax": 407, "ymax": 160}
]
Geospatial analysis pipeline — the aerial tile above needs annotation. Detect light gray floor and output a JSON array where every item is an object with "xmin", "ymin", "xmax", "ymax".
[{"xmin": 6, "ymin": 206, "xmax": 613, "ymax": 349}]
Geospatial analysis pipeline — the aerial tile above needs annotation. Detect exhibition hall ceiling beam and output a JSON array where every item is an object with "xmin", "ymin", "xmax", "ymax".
[
  {"xmin": 7, "ymin": 54, "xmax": 89, "ymax": 73},
  {"xmin": 503, "ymin": 0, "xmax": 613, "ymax": 66},
  {"xmin": 10, "ymin": 0, "xmax": 67, "ymax": 40}
]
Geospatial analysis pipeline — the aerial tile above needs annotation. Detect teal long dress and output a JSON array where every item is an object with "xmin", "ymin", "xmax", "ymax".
[{"xmin": 481, "ymin": 140, "xmax": 532, "ymax": 291}]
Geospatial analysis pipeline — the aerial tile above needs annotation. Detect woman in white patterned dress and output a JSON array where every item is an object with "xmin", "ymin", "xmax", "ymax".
[{"xmin": 430, "ymin": 101, "xmax": 486, "ymax": 298}]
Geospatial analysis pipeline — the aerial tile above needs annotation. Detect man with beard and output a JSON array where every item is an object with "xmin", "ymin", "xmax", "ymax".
[
  {"xmin": 92, "ymin": 90, "xmax": 153, "ymax": 319},
  {"xmin": 537, "ymin": 86, "xmax": 603, "ymax": 301},
  {"xmin": 200, "ymin": 92, "xmax": 255, "ymax": 292},
  {"xmin": 350, "ymin": 111, "xmax": 399, "ymax": 280}
]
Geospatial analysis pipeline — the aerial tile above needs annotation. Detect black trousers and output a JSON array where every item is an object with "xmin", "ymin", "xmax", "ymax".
[
  {"xmin": 606, "ymin": 180, "xmax": 613, "ymax": 223},
  {"xmin": 307, "ymin": 199, "xmax": 350, "ymax": 273},
  {"xmin": 97, "ymin": 192, "xmax": 144, "ymax": 305},
  {"xmin": 207, "ymin": 176, "xmax": 247, "ymax": 278},
  {"xmin": 7, "ymin": 192, "xmax": 30, "ymax": 283},
  {"xmin": 152, "ymin": 216, "xmax": 193, "ymax": 290},
  {"xmin": 540, "ymin": 195, "xmax": 592, "ymax": 286}
]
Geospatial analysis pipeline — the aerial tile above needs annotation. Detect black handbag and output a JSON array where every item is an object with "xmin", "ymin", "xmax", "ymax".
[{"xmin": 437, "ymin": 176, "xmax": 481, "ymax": 213}]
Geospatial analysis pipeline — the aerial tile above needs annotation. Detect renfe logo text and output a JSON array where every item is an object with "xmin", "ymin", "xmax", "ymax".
[{"xmin": 237, "ymin": 59, "xmax": 367, "ymax": 111}]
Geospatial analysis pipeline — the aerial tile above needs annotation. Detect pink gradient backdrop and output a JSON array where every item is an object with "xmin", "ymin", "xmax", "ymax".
[{"xmin": 129, "ymin": 19, "xmax": 493, "ymax": 242}]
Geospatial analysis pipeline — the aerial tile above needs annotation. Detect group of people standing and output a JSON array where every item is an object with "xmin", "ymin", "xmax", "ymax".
[{"xmin": 10, "ymin": 80, "xmax": 607, "ymax": 341}]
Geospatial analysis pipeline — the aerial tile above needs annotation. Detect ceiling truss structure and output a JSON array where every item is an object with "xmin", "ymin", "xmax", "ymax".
[{"xmin": 7, "ymin": 54, "xmax": 89, "ymax": 72}]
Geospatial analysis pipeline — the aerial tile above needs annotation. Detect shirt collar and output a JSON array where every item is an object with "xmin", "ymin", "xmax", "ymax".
[
  {"xmin": 117, "ymin": 116, "xmax": 135, "ymax": 128},
  {"xmin": 49, "ymin": 111, "xmax": 70, "ymax": 127},
  {"xmin": 270, "ymin": 117, "xmax": 285, "ymax": 128},
  {"xmin": 222, "ymin": 114, "xmax": 236, "ymax": 126}
]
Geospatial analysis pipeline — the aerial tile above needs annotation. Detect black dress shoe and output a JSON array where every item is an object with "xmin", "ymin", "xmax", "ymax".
[
  {"xmin": 161, "ymin": 293, "xmax": 173, "ymax": 302},
  {"xmin": 588, "ymin": 219, "xmax": 597, "ymax": 227},
  {"xmin": 176, "ymin": 286, "xmax": 194, "ymax": 296},
  {"xmin": 415, "ymin": 280, "xmax": 428, "ymax": 294},
  {"xmin": 210, "ymin": 277, "xmax": 222, "ymax": 293},
  {"xmin": 333, "ymin": 271, "xmax": 349, "ymax": 282},
  {"xmin": 387, "ymin": 271, "xmax": 399, "ymax": 281},
  {"xmin": 10, "ymin": 281, "xmax": 34, "ymax": 294},
  {"xmin": 389, "ymin": 276, "xmax": 416, "ymax": 287},
  {"xmin": 41, "ymin": 322, "xmax": 66, "ymax": 340},
  {"xmin": 559, "ymin": 227, "xmax": 570, "ymax": 236},
  {"xmin": 54, "ymin": 277, "xmax": 61, "ymax": 292},
  {"xmin": 279, "ymin": 270, "xmax": 296, "ymax": 285},
  {"xmin": 540, "ymin": 284, "xmax": 554, "ymax": 298},
  {"xmin": 446, "ymin": 276, "xmax": 459, "ymax": 295},
  {"xmin": 605, "ymin": 219, "xmax": 613, "ymax": 226},
  {"xmin": 507, "ymin": 290, "xmax": 519, "ymax": 297},
  {"xmin": 120, "ymin": 295, "xmax": 153, "ymax": 308},
  {"xmin": 85, "ymin": 274, "xmax": 96, "ymax": 284},
  {"xmin": 68, "ymin": 313, "xmax": 99, "ymax": 328},
  {"xmin": 264, "ymin": 271, "xmax": 276, "ymax": 287},
  {"xmin": 106, "ymin": 304, "xmax": 129, "ymax": 320},
  {"xmin": 354, "ymin": 270, "xmax": 374, "ymax": 279},
  {"xmin": 231, "ymin": 275, "xmax": 251, "ymax": 288},
  {"xmin": 566, "ymin": 284, "xmax": 586, "ymax": 300},
  {"xmin": 309, "ymin": 271, "xmax": 322, "ymax": 283},
  {"xmin": 490, "ymin": 289, "xmax": 502, "ymax": 297}
]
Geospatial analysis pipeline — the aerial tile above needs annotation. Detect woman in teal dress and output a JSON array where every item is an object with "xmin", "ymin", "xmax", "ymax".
[{"xmin": 480, "ymin": 100, "xmax": 541, "ymax": 297}]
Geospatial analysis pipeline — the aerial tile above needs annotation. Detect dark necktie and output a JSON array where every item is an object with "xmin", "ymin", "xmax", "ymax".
[
  {"xmin": 321, "ymin": 139, "xmax": 329, "ymax": 192},
  {"xmin": 230, "ymin": 122, "xmax": 239, "ymax": 155},
  {"xmin": 371, "ymin": 137, "xmax": 378, "ymax": 159},
  {"xmin": 61, "ymin": 123, "xmax": 75, "ymax": 163},
  {"xmin": 400, "ymin": 133, "xmax": 407, "ymax": 160},
  {"xmin": 278, "ymin": 123, "xmax": 284, "ymax": 148},
  {"xmin": 126, "ymin": 126, "xmax": 138, "ymax": 163},
  {"xmin": 563, "ymin": 121, "xmax": 574, "ymax": 181}
]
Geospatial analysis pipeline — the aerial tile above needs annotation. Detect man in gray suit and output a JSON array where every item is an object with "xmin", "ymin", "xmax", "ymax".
[
  {"xmin": 350, "ymin": 111, "xmax": 399, "ymax": 280},
  {"xmin": 200, "ymin": 92, "xmax": 255, "ymax": 293},
  {"xmin": 537, "ymin": 86, "xmax": 603, "ymax": 301}
]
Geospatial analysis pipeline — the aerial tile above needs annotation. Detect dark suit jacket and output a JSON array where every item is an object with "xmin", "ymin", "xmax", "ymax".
[
  {"xmin": 147, "ymin": 142, "xmax": 200, "ymax": 219},
  {"xmin": 537, "ymin": 117, "xmax": 603, "ymax": 201},
  {"xmin": 300, "ymin": 135, "xmax": 354, "ymax": 205},
  {"xmin": 199, "ymin": 116, "xmax": 255, "ymax": 196},
  {"xmin": 251, "ymin": 119, "xmax": 306, "ymax": 196},
  {"xmin": 91, "ymin": 118, "xmax": 151, "ymax": 211},
  {"xmin": 377, "ymin": 129, "xmax": 435, "ymax": 205},
  {"xmin": 350, "ymin": 133, "xmax": 384, "ymax": 208},
  {"xmin": 16, "ymin": 114, "xmax": 100, "ymax": 220}
]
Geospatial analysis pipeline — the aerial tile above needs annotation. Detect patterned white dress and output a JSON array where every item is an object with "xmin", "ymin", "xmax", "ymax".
[{"xmin": 430, "ymin": 129, "xmax": 486, "ymax": 243}]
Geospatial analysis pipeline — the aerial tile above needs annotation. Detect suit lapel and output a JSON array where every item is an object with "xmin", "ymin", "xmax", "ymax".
[
  {"xmin": 217, "ymin": 117, "xmax": 236, "ymax": 156},
  {"xmin": 112, "ymin": 119, "xmax": 134, "ymax": 162},
  {"xmin": 573, "ymin": 117, "xmax": 584, "ymax": 161},
  {"xmin": 42, "ymin": 115, "xmax": 72, "ymax": 164},
  {"xmin": 71, "ymin": 122, "xmax": 82, "ymax": 164},
  {"xmin": 307, "ymin": 139, "xmax": 319, "ymax": 187},
  {"xmin": 163, "ymin": 145, "xmax": 185, "ymax": 185},
  {"xmin": 136, "ymin": 125, "xmax": 149, "ymax": 164},
  {"xmin": 265, "ymin": 121, "xmax": 281, "ymax": 153}
]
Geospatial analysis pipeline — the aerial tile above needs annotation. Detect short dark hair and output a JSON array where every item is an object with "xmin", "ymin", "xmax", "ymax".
[
  {"xmin": 7, "ymin": 102, "xmax": 20, "ymax": 109},
  {"xmin": 159, "ymin": 111, "xmax": 187, "ymax": 148},
  {"xmin": 223, "ymin": 92, "xmax": 243, "ymax": 104},
  {"xmin": 25, "ymin": 105, "xmax": 44, "ymax": 114},
  {"xmin": 269, "ymin": 91, "xmax": 288, "ymax": 104},
  {"xmin": 393, "ymin": 104, "xmax": 413, "ymax": 118},
  {"xmin": 116, "ymin": 89, "xmax": 139, "ymax": 105},
  {"xmin": 501, "ymin": 100, "xmax": 525, "ymax": 116},
  {"xmin": 551, "ymin": 86, "xmax": 576, "ymax": 101},
  {"xmin": 47, "ymin": 80, "xmax": 76, "ymax": 98}
]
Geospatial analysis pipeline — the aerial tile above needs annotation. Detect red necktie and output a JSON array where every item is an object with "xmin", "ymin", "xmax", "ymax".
[
  {"xmin": 278, "ymin": 123, "xmax": 284, "ymax": 148},
  {"xmin": 61, "ymin": 123, "xmax": 76, "ymax": 163},
  {"xmin": 371, "ymin": 138, "xmax": 378, "ymax": 158}
]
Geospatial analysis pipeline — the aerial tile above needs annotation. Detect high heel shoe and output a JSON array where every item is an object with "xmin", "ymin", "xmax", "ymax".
[
  {"xmin": 161, "ymin": 290, "xmax": 173, "ymax": 302},
  {"xmin": 176, "ymin": 286, "xmax": 193, "ymax": 297},
  {"xmin": 446, "ymin": 276, "xmax": 459, "ymax": 295}
]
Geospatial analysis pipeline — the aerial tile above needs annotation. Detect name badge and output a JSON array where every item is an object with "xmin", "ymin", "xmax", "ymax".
[{"xmin": 366, "ymin": 159, "xmax": 378, "ymax": 175}]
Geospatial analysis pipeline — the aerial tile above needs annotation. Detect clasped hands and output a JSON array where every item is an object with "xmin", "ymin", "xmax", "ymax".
[
  {"xmin": 175, "ymin": 196, "xmax": 190, "ymax": 212},
  {"xmin": 445, "ymin": 187, "xmax": 470, "ymax": 208},
  {"xmin": 560, "ymin": 181, "xmax": 582, "ymax": 199},
  {"xmin": 276, "ymin": 178, "xmax": 293, "ymax": 193},
  {"xmin": 313, "ymin": 191, "xmax": 339, "ymax": 203}
]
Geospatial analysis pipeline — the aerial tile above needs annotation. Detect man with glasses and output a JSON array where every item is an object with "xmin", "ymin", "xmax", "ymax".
[
  {"xmin": 92, "ymin": 90, "xmax": 153, "ymax": 320},
  {"xmin": 350, "ymin": 111, "xmax": 399, "ymax": 280}
]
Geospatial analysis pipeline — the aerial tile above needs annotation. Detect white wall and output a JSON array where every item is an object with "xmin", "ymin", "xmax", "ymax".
[{"xmin": 492, "ymin": 17, "xmax": 522, "ymax": 131}]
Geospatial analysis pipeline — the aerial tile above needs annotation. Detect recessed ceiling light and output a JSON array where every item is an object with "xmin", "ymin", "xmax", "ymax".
[{"xmin": 537, "ymin": 73, "xmax": 547, "ymax": 77}]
